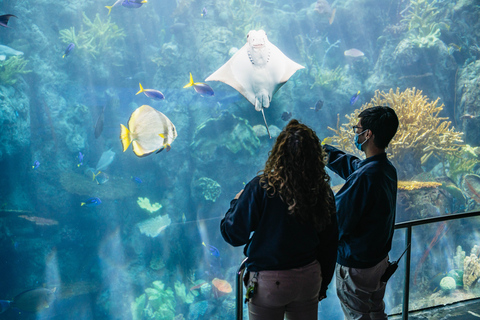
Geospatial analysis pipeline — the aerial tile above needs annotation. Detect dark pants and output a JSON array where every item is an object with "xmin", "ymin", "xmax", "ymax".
[{"xmin": 247, "ymin": 260, "xmax": 322, "ymax": 320}]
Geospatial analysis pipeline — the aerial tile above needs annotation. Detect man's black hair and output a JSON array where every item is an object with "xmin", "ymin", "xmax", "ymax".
[{"xmin": 359, "ymin": 106, "xmax": 399, "ymax": 149}]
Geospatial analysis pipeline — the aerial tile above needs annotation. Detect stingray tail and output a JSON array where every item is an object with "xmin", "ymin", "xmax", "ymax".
[{"xmin": 261, "ymin": 108, "xmax": 272, "ymax": 139}]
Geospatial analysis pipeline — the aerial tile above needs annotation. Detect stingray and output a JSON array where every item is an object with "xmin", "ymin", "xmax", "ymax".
[
  {"xmin": 205, "ymin": 30, "xmax": 304, "ymax": 138},
  {"xmin": 95, "ymin": 149, "xmax": 115, "ymax": 172}
]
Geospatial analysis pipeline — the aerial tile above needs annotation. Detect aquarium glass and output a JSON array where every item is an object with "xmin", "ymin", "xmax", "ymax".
[{"xmin": 0, "ymin": 0, "xmax": 479, "ymax": 319}]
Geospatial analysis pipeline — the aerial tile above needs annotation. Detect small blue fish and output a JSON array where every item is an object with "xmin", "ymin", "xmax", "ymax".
[
  {"xmin": 281, "ymin": 111, "xmax": 292, "ymax": 121},
  {"xmin": 350, "ymin": 91, "xmax": 360, "ymax": 105},
  {"xmin": 63, "ymin": 43, "xmax": 75, "ymax": 58},
  {"xmin": 32, "ymin": 160, "xmax": 40, "ymax": 170},
  {"xmin": 202, "ymin": 242, "xmax": 220, "ymax": 257},
  {"xmin": 131, "ymin": 176, "xmax": 142, "ymax": 184},
  {"xmin": 183, "ymin": 73, "xmax": 214, "ymax": 97},
  {"xmin": 77, "ymin": 152, "xmax": 84, "ymax": 167},
  {"xmin": 136, "ymin": 83, "xmax": 165, "ymax": 100},
  {"xmin": 81, "ymin": 197, "xmax": 102, "ymax": 207},
  {"xmin": 201, "ymin": 7, "xmax": 207, "ymax": 17},
  {"xmin": 122, "ymin": 0, "xmax": 147, "ymax": 8}
]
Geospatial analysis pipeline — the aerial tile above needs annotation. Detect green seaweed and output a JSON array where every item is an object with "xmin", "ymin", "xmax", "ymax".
[
  {"xmin": 59, "ymin": 12, "xmax": 125, "ymax": 58},
  {"xmin": 309, "ymin": 66, "xmax": 345, "ymax": 90},
  {"xmin": 0, "ymin": 56, "xmax": 32, "ymax": 85},
  {"xmin": 132, "ymin": 281, "xmax": 176, "ymax": 320}
]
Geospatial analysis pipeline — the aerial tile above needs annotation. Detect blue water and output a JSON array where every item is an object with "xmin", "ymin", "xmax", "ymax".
[{"xmin": 0, "ymin": 0, "xmax": 479, "ymax": 318}]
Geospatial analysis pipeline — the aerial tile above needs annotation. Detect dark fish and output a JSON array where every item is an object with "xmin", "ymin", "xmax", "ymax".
[
  {"xmin": 95, "ymin": 106, "xmax": 106, "ymax": 139},
  {"xmin": 62, "ymin": 43, "xmax": 75, "ymax": 58},
  {"xmin": 0, "ymin": 14, "xmax": 17, "ymax": 28},
  {"xmin": 136, "ymin": 83, "xmax": 165, "ymax": 100},
  {"xmin": 313, "ymin": 99, "xmax": 323, "ymax": 111},
  {"xmin": 350, "ymin": 91, "xmax": 360, "ymax": 105},
  {"xmin": 122, "ymin": 0, "xmax": 147, "ymax": 8},
  {"xmin": 201, "ymin": 7, "xmax": 207, "ymax": 17},
  {"xmin": 32, "ymin": 160, "xmax": 40, "ymax": 170},
  {"xmin": 81, "ymin": 197, "xmax": 102, "ymax": 207},
  {"xmin": 11, "ymin": 287, "xmax": 56, "ymax": 313},
  {"xmin": 281, "ymin": 111, "xmax": 292, "ymax": 121}
]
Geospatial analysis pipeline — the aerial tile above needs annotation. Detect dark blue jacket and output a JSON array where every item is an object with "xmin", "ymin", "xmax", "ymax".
[
  {"xmin": 324, "ymin": 145, "xmax": 397, "ymax": 268},
  {"xmin": 221, "ymin": 176, "xmax": 338, "ymax": 294}
]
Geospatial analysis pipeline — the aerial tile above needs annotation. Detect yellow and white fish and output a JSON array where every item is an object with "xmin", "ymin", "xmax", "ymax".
[{"xmin": 120, "ymin": 105, "xmax": 177, "ymax": 157}]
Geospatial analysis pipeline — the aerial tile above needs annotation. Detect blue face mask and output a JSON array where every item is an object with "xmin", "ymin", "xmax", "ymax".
[{"xmin": 354, "ymin": 129, "xmax": 368, "ymax": 151}]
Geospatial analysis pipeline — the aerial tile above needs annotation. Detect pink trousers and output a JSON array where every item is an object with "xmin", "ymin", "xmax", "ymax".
[{"xmin": 247, "ymin": 260, "xmax": 322, "ymax": 320}]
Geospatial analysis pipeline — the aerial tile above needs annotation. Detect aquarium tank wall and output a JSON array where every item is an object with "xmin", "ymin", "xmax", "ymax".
[{"xmin": 0, "ymin": 0, "xmax": 479, "ymax": 319}]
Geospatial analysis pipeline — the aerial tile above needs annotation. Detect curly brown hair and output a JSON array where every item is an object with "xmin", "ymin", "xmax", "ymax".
[{"xmin": 258, "ymin": 119, "xmax": 334, "ymax": 231}]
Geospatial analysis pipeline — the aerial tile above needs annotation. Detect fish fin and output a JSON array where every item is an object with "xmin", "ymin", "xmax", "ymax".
[
  {"xmin": 105, "ymin": 6, "xmax": 113, "ymax": 15},
  {"xmin": 158, "ymin": 133, "xmax": 165, "ymax": 138},
  {"xmin": 62, "ymin": 54, "xmax": 66, "ymax": 58},
  {"xmin": 166, "ymin": 144, "xmax": 171, "ymax": 152},
  {"xmin": 81, "ymin": 202, "xmax": 85, "ymax": 206},
  {"xmin": 183, "ymin": 73, "xmax": 194, "ymax": 88},
  {"xmin": 135, "ymin": 83, "xmax": 144, "ymax": 95},
  {"xmin": 155, "ymin": 146, "xmax": 165, "ymax": 154},
  {"xmin": 120, "ymin": 124, "xmax": 132, "ymax": 152}
]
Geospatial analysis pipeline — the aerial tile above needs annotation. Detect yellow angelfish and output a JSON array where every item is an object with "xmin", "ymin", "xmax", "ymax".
[{"xmin": 120, "ymin": 105, "xmax": 177, "ymax": 157}]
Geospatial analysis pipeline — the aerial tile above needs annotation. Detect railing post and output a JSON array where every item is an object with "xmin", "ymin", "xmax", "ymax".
[
  {"xmin": 403, "ymin": 226, "xmax": 412, "ymax": 320},
  {"xmin": 236, "ymin": 258, "xmax": 248, "ymax": 320}
]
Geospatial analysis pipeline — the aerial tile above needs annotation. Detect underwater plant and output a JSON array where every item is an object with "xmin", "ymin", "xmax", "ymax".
[
  {"xmin": 401, "ymin": 0, "xmax": 449, "ymax": 49},
  {"xmin": 326, "ymin": 88, "xmax": 464, "ymax": 179},
  {"xmin": 309, "ymin": 65, "xmax": 344, "ymax": 90},
  {"xmin": 59, "ymin": 12, "xmax": 125, "ymax": 58},
  {"xmin": 0, "ymin": 56, "xmax": 32, "ymax": 85},
  {"xmin": 131, "ymin": 281, "xmax": 176, "ymax": 320}
]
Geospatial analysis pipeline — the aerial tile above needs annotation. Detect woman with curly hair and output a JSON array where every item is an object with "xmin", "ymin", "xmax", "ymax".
[{"xmin": 221, "ymin": 119, "xmax": 338, "ymax": 320}]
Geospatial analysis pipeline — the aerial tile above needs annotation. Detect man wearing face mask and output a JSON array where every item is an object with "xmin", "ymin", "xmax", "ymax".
[{"xmin": 322, "ymin": 106, "xmax": 399, "ymax": 320}]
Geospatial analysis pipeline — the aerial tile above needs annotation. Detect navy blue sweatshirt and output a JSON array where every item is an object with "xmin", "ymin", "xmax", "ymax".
[
  {"xmin": 221, "ymin": 176, "xmax": 338, "ymax": 294},
  {"xmin": 324, "ymin": 145, "xmax": 397, "ymax": 268}
]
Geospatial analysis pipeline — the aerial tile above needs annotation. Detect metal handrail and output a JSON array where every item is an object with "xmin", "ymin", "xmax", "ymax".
[
  {"xmin": 394, "ymin": 210, "xmax": 480, "ymax": 320},
  {"xmin": 235, "ymin": 210, "xmax": 480, "ymax": 320},
  {"xmin": 236, "ymin": 257, "xmax": 248, "ymax": 320}
]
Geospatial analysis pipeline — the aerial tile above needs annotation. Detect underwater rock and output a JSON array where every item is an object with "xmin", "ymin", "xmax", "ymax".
[
  {"xmin": 462, "ymin": 174, "xmax": 480, "ymax": 205},
  {"xmin": 454, "ymin": 245, "xmax": 466, "ymax": 271},
  {"xmin": 457, "ymin": 60, "xmax": 480, "ymax": 146},
  {"xmin": 464, "ymin": 252, "xmax": 480, "ymax": 290},
  {"xmin": 191, "ymin": 111, "xmax": 260, "ymax": 162},
  {"xmin": 192, "ymin": 177, "xmax": 222, "ymax": 202},
  {"xmin": 396, "ymin": 180, "xmax": 450, "ymax": 222},
  {"xmin": 0, "ymin": 85, "xmax": 30, "ymax": 160},
  {"xmin": 60, "ymin": 170, "xmax": 136, "ymax": 200},
  {"xmin": 439, "ymin": 276, "xmax": 456, "ymax": 292},
  {"xmin": 188, "ymin": 300, "xmax": 209, "ymax": 320}
]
